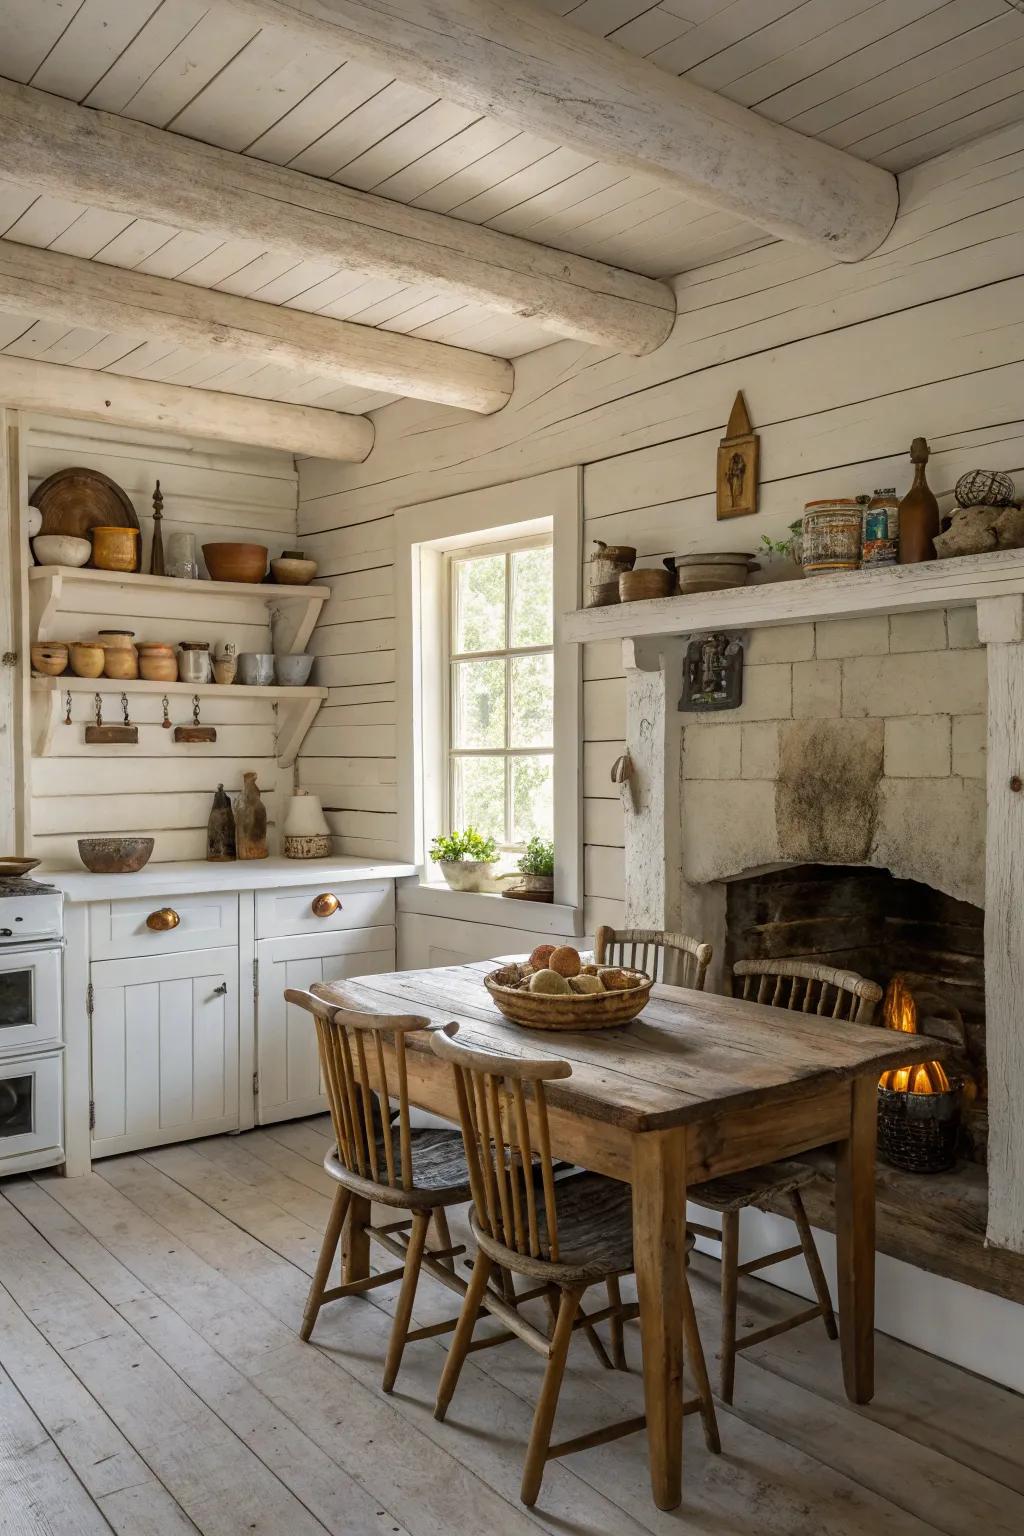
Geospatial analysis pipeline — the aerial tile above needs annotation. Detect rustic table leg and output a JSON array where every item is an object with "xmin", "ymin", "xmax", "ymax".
[
  {"xmin": 342, "ymin": 1192, "xmax": 371, "ymax": 1284},
  {"xmin": 632, "ymin": 1128, "xmax": 686, "ymax": 1511},
  {"xmin": 835, "ymin": 1076, "xmax": 877, "ymax": 1404}
]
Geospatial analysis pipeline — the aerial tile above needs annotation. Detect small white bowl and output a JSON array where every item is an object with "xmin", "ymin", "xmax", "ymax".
[{"xmin": 32, "ymin": 534, "xmax": 92, "ymax": 568}]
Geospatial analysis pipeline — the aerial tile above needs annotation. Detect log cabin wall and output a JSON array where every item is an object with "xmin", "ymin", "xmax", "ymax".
[
  {"xmin": 295, "ymin": 121, "xmax": 1024, "ymax": 931},
  {"xmin": 25, "ymin": 416, "xmax": 299, "ymax": 863}
]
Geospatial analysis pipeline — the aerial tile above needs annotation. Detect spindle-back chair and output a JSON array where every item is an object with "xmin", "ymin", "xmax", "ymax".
[
  {"xmin": 595, "ymin": 925, "xmax": 712, "ymax": 989},
  {"xmin": 430, "ymin": 1023, "xmax": 719, "ymax": 1508},
  {"xmin": 689, "ymin": 959, "xmax": 881, "ymax": 1401},
  {"xmin": 285, "ymin": 988, "xmax": 474, "ymax": 1392}
]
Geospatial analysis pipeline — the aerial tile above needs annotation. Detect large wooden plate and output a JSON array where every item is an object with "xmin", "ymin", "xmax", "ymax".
[
  {"xmin": 484, "ymin": 967, "xmax": 653, "ymax": 1030},
  {"xmin": 30, "ymin": 467, "xmax": 141, "ymax": 570}
]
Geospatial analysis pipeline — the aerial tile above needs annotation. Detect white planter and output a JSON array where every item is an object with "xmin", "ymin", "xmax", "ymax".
[{"xmin": 437, "ymin": 859, "xmax": 497, "ymax": 892}]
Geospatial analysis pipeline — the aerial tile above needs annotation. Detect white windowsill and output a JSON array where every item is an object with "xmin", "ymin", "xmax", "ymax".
[{"xmin": 397, "ymin": 876, "xmax": 583, "ymax": 936}]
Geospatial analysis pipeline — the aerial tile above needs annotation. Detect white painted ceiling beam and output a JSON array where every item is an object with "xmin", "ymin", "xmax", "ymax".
[
  {"xmin": 0, "ymin": 240, "xmax": 512, "ymax": 415},
  {"xmin": 0, "ymin": 80, "xmax": 675, "ymax": 358},
  {"xmin": 0, "ymin": 355, "xmax": 373, "ymax": 461},
  {"xmin": 226, "ymin": 0, "xmax": 899, "ymax": 261}
]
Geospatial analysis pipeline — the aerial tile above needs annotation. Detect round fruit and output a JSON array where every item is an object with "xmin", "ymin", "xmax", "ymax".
[
  {"xmin": 597, "ymin": 966, "xmax": 631, "ymax": 991},
  {"xmin": 529, "ymin": 968, "xmax": 571, "ymax": 995},
  {"xmin": 529, "ymin": 944, "xmax": 556, "ymax": 970},
  {"xmin": 569, "ymin": 973, "xmax": 605, "ymax": 994},
  {"xmin": 549, "ymin": 945, "xmax": 582, "ymax": 978},
  {"xmin": 580, "ymin": 963, "xmax": 599, "ymax": 976}
]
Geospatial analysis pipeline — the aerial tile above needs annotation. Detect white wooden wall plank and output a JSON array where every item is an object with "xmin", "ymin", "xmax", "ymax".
[
  {"xmin": 0, "ymin": 0, "xmax": 88, "ymax": 85},
  {"xmin": 30, "ymin": 0, "xmax": 165, "ymax": 102}
]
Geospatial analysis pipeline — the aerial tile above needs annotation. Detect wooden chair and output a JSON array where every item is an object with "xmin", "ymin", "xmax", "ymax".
[
  {"xmin": 595, "ymin": 924, "xmax": 713, "ymax": 989},
  {"xmin": 687, "ymin": 959, "xmax": 883, "ymax": 1403},
  {"xmin": 429, "ymin": 1023, "xmax": 720, "ymax": 1508},
  {"xmin": 284, "ymin": 988, "xmax": 475, "ymax": 1393}
]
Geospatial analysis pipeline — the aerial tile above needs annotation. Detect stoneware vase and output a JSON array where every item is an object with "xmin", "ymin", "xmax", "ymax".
[
  {"xmin": 235, "ymin": 772, "xmax": 269, "ymax": 860},
  {"xmin": 207, "ymin": 783, "xmax": 236, "ymax": 862},
  {"xmin": 283, "ymin": 789, "xmax": 331, "ymax": 859}
]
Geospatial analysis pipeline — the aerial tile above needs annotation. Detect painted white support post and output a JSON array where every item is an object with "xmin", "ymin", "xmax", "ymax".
[
  {"xmin": 977, "ymin": 594, "xmax": 1024, "ymax": 1254},
  {"xmin": 0, "ymin": 408, "xmax": 28, "ymax": 853}
]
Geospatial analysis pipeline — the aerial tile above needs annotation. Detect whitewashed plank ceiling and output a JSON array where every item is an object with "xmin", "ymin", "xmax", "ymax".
[{"xmin": 0, "ymin": 0, "xmax": 1021, "ymax": 413}]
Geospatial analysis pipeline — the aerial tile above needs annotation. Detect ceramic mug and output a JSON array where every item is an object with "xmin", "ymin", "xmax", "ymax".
[{"xmin": 237, "ymin": 652, "xmax": 275, "ymax": 686}]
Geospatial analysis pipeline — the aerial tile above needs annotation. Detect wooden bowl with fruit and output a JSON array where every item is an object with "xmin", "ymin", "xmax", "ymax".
[{"xmin": 484, "ymin": 944, "xmax": 653, "ymax": 1031}]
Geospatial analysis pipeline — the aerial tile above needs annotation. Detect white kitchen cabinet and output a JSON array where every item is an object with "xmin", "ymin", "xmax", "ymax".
[
  {"xmin": 255, "ymin": 925, "xmax": 393, "ymax": 1124},
  {"xmin": 90, "ymin": 946, "xmax": 239, "ymax": 1157}
]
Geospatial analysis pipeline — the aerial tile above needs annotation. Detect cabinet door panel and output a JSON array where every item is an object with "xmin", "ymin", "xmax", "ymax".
[
  {"xmin": 256, "ymin": 929, "xmax": 394, "ymax": 1125},
  {"xmin": 91, "ymin": 947, "xmax": 239, "ymax": 1158}
]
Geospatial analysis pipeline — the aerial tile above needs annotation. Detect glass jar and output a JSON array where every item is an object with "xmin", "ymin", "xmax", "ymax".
[
  {"xmin": 166, "ymin": 531, "xmax": 198, "ymax": 580},
  {"xmin": 177, "ymin": 641, "xmax": 212, "ymax": 684}
]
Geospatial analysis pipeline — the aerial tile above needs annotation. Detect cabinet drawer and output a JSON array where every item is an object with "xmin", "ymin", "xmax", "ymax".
[
  {"xmin": 256, "ymin": 879, "xmax": 394, "ymax": 940},
  {"xmin": 90, "ymin": 891, "xmax": 239, "ymax": 960}
]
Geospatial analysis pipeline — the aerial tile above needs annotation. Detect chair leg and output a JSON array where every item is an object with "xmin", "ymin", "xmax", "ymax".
[
  {"xmin": 382, "ymin": 1208, "xmax": 431, "ymax": 1393},
  {"xmin": 682, "ymin": 1269, "xmax": 720, "ymax": 1454},
  {"xmin": 434, "ymin": 1250, "xmax": 493, "ymax": 1422},
  {"xmin": 719, "ymin": 1210, "xmax": 740, "ymax": 1405},
  {"xmin": 430, "ymin": 1206, "xmax": 456, "ymax": 1273},
  {"xmin": 342, "ymin": 1193, "xmax": 371, "ymax": 1284},
  {"xmin": 606, "ymin": 1276, "xmax": 627, "ymax": 1370},
  {"xmin": 300, "ymin": 1186, "xmax": 350, "ymax": 1342},
  {"xmin": 790, "ymin": 1188, "xmax": 838, "ymax": 1341},
  {"xmin": 521, "ymin": 1287, "xmax": 582, "ymax": 1507},
  {"xmin": 546, "ymin": 1285, "xmax": 612, "ymax": 1370}
]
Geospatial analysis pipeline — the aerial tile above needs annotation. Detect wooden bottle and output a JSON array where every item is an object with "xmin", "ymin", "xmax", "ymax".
[
  {"xmin": 235, "ymin": 772, "xmax": 269, "ymax": 860},
  {"xmin": 898, "ymin": 438, "xmax": 940, "ymax": 564},
  {"xmin": 207, "ymin": 783, "xmax": 236, "ymax": 862}
]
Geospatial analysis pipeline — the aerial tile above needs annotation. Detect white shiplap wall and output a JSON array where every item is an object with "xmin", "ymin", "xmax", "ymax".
[
  {"xmin": 296, "ymin": 121, "xmax": 1024, "ymax": 933},
  {"xmin": 27, "ymin": 416, "xmax": 299, "ymax": 864}
]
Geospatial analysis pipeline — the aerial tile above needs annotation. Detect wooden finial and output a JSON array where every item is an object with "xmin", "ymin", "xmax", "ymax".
[{"xmin": 150, "ymin": 477, "xmax": 165, "ymax": 576}]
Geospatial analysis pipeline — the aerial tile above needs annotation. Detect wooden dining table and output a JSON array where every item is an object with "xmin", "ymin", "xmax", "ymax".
[{"xmin": 319, "ymin": 960, "xmax": 943, "ymax": 1512}]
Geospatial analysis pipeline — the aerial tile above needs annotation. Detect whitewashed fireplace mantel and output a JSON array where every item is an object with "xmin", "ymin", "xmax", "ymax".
[{"xmin": 565, "ymin": 552, "xmax": 1024, "ymax": 1257}]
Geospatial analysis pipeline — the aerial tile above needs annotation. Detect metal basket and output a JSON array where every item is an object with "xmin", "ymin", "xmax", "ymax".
[{"xmin": 877, "ymin": 1084, "xmax": 960, "ymax": 1174}]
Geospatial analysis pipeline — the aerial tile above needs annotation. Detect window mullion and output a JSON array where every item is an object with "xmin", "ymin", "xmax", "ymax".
[{"xmin": 504, "ymin": 552, "xmax": 513, "ymax": 844}]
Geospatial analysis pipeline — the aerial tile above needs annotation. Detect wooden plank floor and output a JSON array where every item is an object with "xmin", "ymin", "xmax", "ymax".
[{"xmin": 2, "ymin": 1117, "xmax": 1023, "ymax": 1536}]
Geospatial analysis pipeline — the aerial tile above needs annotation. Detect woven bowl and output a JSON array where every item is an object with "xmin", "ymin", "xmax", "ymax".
[{"xmin": 484, "ymin": 966, "xmax": 653, "ymax": 1031}]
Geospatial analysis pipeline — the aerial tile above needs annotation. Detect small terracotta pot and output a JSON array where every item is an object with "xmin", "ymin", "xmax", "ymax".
[
  {"xmin": 137, "ymin": 643, "xmax": 178, "ymax": 683},
  {"xmin": 69, "ymin": 642, "xmax": 105, "ymax": 678},
  {"xmin": 97, "ymin": 630, "xmax": 139, "ymax": 680},
  {"xmin": 30, "ymin": 642, "xmax": 69, "ymax": 676},
  {"xmin": 92, "ymin": 526, "xmax": 140, "ymax": 572}
]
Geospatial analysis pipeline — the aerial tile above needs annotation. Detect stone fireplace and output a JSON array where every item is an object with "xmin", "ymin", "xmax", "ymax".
[{"xmin": 615, "ymin": 579, "xmax": 1024, "ymax": 1286}]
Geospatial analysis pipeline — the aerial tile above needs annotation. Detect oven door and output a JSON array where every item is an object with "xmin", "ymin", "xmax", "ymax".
[
  {"xmin": 0, "ymin": 1046, "xmax": 64, "ymax": 1171},
  {"xmin": 0, "ymin": 943, "xmax": 62, "ymax": 1050}
]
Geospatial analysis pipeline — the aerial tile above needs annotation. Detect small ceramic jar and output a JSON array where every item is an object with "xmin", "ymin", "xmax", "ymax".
[
  {"xmin": 177, "ymin": 641, "xmax": 212, "ymax": 684},
  {"xmin": 70, "ymin": 642, "xmax": 105, "ymax": 679},
  {"xmin": 92, "ymin": 526, "xmax": 140, "ymax": 573},
  {"xmin": 137, "ymin": 642, "xmax": 178, "ymax": 682},
  {"xmin": 97, "ymin": 630, "xmax": 139, "ymax": 680},
  {"xmin": 30, "ymin": 642, "xmax": 68, "ymax": 676}
]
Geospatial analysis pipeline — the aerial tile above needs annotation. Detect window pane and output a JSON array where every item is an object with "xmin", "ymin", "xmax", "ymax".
[
  {"xmin": 453, "ymin": 553, "xmax": 505, "ymax": 653},
  {"xmin": 452, "ymin": 756, "xmax": 505, "ymax": 844},
  {"xmin": 511, "ymin": 754, "xmax": 553, "ymax": 844},
  {"xmin": 510, "ymin": 545, "xmax": 553, "ymax": 648},
  {"xmin": 509, "ymin": 653, "xmax": 553, "ymax": 748},
  {"xmin": 452, "ymin": 659, "xmax": 505, "ymax": 749}
]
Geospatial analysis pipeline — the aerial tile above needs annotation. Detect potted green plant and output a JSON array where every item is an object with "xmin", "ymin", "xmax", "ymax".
[
  {"xmin": 429, "ymin": 828, "xmax": 499, "ymax": 892},
  {"xmin": 516, "ymin": 836, "xmax": 554, "ymax": 896}
]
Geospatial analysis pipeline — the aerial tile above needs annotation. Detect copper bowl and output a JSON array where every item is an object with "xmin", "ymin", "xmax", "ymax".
[
  {"xmin": 77, "ymin": 837, "xmax": 154, "ymax": 874},
  {"xmin": 202, "ymin": 542, "xmax": 268, "ymax": 583}
]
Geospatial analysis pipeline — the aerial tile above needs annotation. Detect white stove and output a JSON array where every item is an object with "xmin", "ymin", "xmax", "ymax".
[{"xmin": 0, "ymin": 875, "xmax": 65, "ymax": 1174}]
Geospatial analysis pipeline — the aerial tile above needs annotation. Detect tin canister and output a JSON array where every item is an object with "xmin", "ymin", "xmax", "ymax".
[{"xmin": 863, "ymin": 488, "xmax": 899, "ymax": 566}]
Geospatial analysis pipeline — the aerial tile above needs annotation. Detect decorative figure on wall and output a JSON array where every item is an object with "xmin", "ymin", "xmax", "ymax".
[
  {"xmin": 717, "ymin": 392, "xmax": 759, "ymax": 520},
  {"xmin": 150, "ymin": 479, "xmax": 165, "ymax": 576},
  {"xmin": 679, "ymin": 633, "xmax": 744, "ymax": 712}
]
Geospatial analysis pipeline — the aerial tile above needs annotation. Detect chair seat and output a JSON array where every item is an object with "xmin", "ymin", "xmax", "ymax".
[
  {"xmin": 473, "ymin": 1169, "xmax": 635, "ymax": 1285},
  {"xmin": 325, "ymin": 1125, "xmax": 471, "ymax": 1209},
  {"xmin": 689, "ymin": 1158, "xmax": 819, "ymax": 1214}
]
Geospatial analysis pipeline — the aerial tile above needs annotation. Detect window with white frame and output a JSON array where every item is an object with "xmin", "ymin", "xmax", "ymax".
[{"xmin": 445, "ymin": 535, "xmax": 554, "ymax": 851}]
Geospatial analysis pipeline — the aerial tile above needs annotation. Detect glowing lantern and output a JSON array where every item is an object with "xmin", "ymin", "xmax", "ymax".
[
  {"xmin": 877, "ymin": 975, "xmax": 951, "ymax": 1095},
  {"xmin": 876, "ymin": 974, "xmax": 959, "ymax": 1173}
]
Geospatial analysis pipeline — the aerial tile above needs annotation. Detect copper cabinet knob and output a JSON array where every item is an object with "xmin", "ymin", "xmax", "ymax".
[
  {"xmin": 146, "ymin": 907, "xmax": 180, "ymax": 931},
  {"xmin": 311, "ymin": 892, "xmax": 340, "ymax": 917}
]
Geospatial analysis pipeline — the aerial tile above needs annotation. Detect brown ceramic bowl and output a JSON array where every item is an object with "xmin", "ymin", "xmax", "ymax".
[
  {"xmin": 202, "ymin": 542, "xmax": 268, "ymax": 583},
  {"xmin": 77, "ymin": 837, "xmax": 154, "ymax": 874}
]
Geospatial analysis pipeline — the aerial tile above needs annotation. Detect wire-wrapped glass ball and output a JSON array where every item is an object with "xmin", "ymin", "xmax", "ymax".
[{"xmin": 954, "ymin": 469, "xmax": 1016, "ymax": 508}]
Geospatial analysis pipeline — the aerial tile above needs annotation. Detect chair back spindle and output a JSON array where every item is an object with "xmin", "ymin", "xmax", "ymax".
[
  {"xmin": 732, "ymin": 960, "xmax": 882, "ymax": 1024},
  {"xmin": 594, "ymin": 925, "xmax": 712, "ymax": 989},
  {"xmin": 430, "ymin": 1024, "xmax": 571, "ymax": 1263},
  {"xmin": 284, "ymin": 988, "xmax": 426, "ymax": 1193}
]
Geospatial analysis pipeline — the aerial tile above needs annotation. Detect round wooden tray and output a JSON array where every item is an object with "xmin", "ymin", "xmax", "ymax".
[{"xmin": 484, "ymin": 967, "xmax": 653, "ymax": 1031}]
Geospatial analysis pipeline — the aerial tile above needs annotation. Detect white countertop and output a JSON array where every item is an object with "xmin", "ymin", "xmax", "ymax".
[{"xmin": 39, "ymin": 856, "xmax": 418, "ymax": 903}]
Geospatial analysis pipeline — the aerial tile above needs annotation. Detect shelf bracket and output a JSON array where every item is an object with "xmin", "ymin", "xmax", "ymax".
[
  {"xmin": 271, "ymin": 597, "xmax": 320, "ymax": 657},
  {"xmin": 276, "ymin": 694, "xmax": 322, "ymax": 768},
  {"xmin": 29, "ymin": 570, "xmax": 62, "ymax": 642},
  {"xmin": 34, "ymin": 683, "xmax": 61, "ymax": 757}
]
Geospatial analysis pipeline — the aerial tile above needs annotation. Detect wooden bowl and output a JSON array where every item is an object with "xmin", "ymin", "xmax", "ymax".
[
  {"xmin": 202, "ymin": 542, "xmax": 268, "ymax": 583},
  {"xmin": 484, "ymin": 966, "xmax": 653, "ymax": 1031},
  {"xmin": 77, "ymin": 837, "xmax": 154, "ymax": 874},
  {"xmin": 31, "ymin": 642, "xmax": 69, "ymax": 676},
  {"xmin": 618, "ymin": 568, "xmax": 674, "ymax": 602}
]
